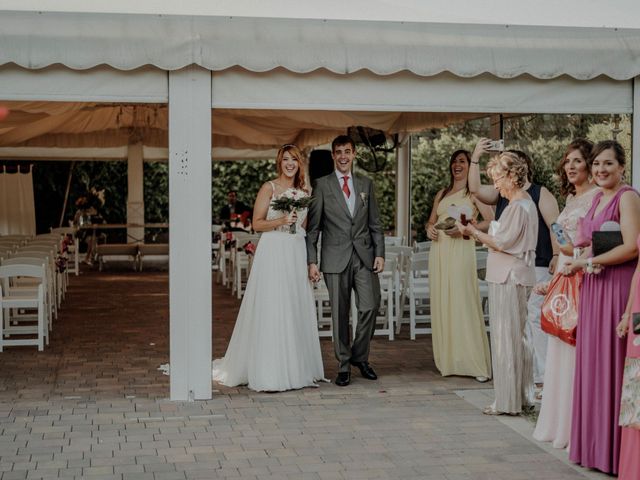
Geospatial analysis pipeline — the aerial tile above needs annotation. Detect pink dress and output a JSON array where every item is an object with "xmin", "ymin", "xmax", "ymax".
[
  {"xmin": 619, "ymin": 234, "xmax": 640, "ymax": 479},
  {"xmin": 570, "ymin": 186, "xmax": 637, "ymax": 475},
  {"xmin": 533, "ymin": 188, "xmax": 598, "ymax": 448}
]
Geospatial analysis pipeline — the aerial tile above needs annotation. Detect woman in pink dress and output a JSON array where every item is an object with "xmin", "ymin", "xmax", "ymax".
[
  {"xmin": 533, "ymin": 139, "xmax": 597, "ymax": 449},
  {"xmin": 616, "ymin": 233, "xmax": 640, "ymax": 479},
  {"xmin": 564, "ymin": 140, "xmax": 640, "ymax": 475}
]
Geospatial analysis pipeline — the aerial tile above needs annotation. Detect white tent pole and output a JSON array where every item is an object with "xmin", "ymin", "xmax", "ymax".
[
  {"xmin": 168, "ymin": 66, "xmax": 212, "ymax": 401},
  {"xmin": 58, "ymin": 162, "xmax": 74, "ymax": 227},
  {"xmin": 126, "ymin": 142, "xmax": 145, "ymax": 242},
  {"xmin": 395, "ymin": 133, "xmax": 411, "ymax": 244},
  {"xmin": 633, "ymin": 77, "xmax": 640, "ymax": 189}
]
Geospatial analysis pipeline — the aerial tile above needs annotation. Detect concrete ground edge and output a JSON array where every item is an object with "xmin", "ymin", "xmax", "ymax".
[{"xmin": 454, "ymin": 389, "xmax": 609, "ymax": 480}]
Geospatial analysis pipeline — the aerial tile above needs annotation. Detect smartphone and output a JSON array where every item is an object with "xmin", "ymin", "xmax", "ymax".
[
  {"xmin": 551, "ymin": 222, "xmax": 568, "ymax": 246},
  {"xmin": 486, "ymin": 139, "xmax": 504, "ymax": 152}
]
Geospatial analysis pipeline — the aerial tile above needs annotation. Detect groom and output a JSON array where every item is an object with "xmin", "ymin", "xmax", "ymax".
[{"xmin": 306, "ymin": 135, "xmax": 385, "ymax": 386}]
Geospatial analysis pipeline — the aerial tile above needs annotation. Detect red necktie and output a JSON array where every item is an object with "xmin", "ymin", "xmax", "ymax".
[{"xmin": 342, "ymin": 176, "xmax": 351, "ymax": 198}]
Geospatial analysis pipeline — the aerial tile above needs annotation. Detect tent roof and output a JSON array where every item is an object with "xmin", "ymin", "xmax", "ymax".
[
  {"xmin": 2, "ymin": 10, "xmax": 640, "ymax": 80},
  {"xmin": 0, "ymin": 101, "xmax": 484, "ymax": 158},
  {"xmin": 1, "ymin": 4, "xmax": 638, "ymax": 159}
]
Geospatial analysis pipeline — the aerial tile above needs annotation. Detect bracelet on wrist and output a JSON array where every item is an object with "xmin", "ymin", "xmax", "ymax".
[
  {"xmin": 470, "ymin": 160, "xmax": 479, "ymax": 165},
  {"xmin": 586, "ymin": 257, "xmax": 594, "ymax": 274}
]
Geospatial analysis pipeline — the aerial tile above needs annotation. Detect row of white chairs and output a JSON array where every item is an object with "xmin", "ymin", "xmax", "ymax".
[
  {"xmin": 313, "ymin": 242, "xmax": 487, "ymax": 342},
  {"xmin": 0, "ymin": 233, "xmax": 71, "ymax": 351},
  {"xmin": 392, "ymin": 246, "xmax": 489, "ymax": 340},
  {"xmin": 213, "ymin": 230, "xmax": 262, "ymax": 300},
  {"xmin": 214, "ymin": 232, "xmax": 488, "ymax": 343}
]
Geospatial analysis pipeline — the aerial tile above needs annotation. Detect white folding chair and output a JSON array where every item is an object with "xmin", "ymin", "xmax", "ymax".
[
  {"xmin": 25, "ymin": 239, "xmax": 66, "ymax": 294},
  {"xmin": 15, "ymin": 246, "xmax": 60, "ymax": 318},
  {"xmin": 406, "ymin": 252, "xmax": 430, "ymax": 339},
  {"xmin": 313, "ymin": 278, "xmax": 333, "ymax": 338},
  {"xmin": 217, "ymin": 238, "xmax": 231, "ymax": 286},
  {"xmin": 384, "ymin": 236, "xmax": 404, "ymax": 247},
  {"xmin": 0, "ymin": 264, "xmax": 47, "ymax": 351},
  {"xmin": 475, "ymin": 248, "xmax": 490, "ymax": 330},
  {"xmin": 2, "ymin": 256, "xmax": 52, "ymax": 334},
  {"xmin": 230, "ymin": 233, "xmax": 260, "ymax": 298},
  {"xmin": 51, "ymin": 227, "xmax": 80, "ymax": 277},
  {"xmin": 413, "ymin": 240, "xmax": 432, "ymax": 253},
  {"xmin": 374, "ymin": 256, "xmax": 396, "ymax": 340}
]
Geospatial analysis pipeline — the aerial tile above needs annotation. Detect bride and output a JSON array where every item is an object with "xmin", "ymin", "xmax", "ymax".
[{"xmin": 212, "ymin": 144, "xmax": 325, "ymax": 391}]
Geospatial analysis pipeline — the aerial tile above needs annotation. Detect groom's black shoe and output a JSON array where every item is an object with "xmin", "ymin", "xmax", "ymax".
[
  {"xmin": 350, "ymin": 361, "xmax": 377, "ymax": 380},
  {"xmin": 335, "ymin": 372, "xmax": 351, "ymax": 387}
]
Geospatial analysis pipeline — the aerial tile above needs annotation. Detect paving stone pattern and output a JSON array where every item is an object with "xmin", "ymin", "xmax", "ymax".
[{"xmin": 0, "ymin": 269, "xmax": 595, "ymax": 479}]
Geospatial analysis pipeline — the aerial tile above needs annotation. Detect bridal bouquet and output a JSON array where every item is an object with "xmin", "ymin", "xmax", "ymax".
[{"xmin": 270, "ymin": 189, "xmax": 312, "ymax": 234}]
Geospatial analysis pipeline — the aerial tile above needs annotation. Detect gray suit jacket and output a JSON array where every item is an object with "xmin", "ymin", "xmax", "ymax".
[{"xmin": 306, "ymin": 172, "xmax": 385, "ymax": 273}]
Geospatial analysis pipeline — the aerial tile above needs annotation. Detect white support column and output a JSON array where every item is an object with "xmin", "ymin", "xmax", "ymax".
[
  {"xmin": 168, "ymin": 66, "xmax": 212, "ymax": 401},
  {"xmin": 633, "ymin": 77, "xmax": 640, "ymax": 189},
  {"xmin": 127, "ymin": 142, "xmax": 145, "ymax": 243},
  {"xmin": 395, "ymin": 134, "xmax": 411, "ymax": 245}
]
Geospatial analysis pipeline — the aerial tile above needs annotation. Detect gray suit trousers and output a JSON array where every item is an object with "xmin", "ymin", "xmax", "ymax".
[{"xmin": 324, "ymin": 250, "xmax": 381, "ymax": 372}]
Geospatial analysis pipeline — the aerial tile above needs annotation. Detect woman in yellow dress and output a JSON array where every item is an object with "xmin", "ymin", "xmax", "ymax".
[{"xmin": 426, "ymin": 150, "xmax": 494, "ymax": 381}]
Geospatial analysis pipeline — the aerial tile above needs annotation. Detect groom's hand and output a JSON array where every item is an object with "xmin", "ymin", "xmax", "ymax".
[
  {"xmin": 308, "ymin": 263, "xmax": 321, "ymax": 283},
  {"xmin": 373, "ymin": 257, "xmax": 385, "ymax": 273}
]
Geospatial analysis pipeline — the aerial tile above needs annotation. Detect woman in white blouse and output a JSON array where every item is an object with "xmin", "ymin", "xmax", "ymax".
[{"xmin": 458, "ymin": 152, "xmax": 538, "ymax": 415}]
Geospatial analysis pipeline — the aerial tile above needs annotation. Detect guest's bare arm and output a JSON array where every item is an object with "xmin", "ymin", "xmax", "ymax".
[
  {"xmin": 538, "ymin": 186, "xmax": 560, "ymax": 272},
  {"xmin": 426, "ymin": 189, "xmax": 443, "ymax": 241},
  {"xmin": 472, "ymin": 196, "xmax": 495, "ymax": 233},
  {"xmin": 468, "ymin": 138, "xmax": 499, "ymax": 205}
]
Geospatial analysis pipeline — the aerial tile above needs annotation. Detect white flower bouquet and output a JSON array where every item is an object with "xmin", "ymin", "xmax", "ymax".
[{"xmin": 270, "ymin": 189, "xmax": 312, "ymax": 234}]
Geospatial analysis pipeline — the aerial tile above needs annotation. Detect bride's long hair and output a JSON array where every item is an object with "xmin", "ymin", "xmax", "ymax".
[{"xmin": 276, "ymin": 144, "xmax": 309, "ymax": 193}]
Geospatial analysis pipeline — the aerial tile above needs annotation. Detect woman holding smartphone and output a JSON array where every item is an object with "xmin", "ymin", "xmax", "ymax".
[{"xmin": 532, "ymin": 139, "xmax": 597, "ymax": 449}]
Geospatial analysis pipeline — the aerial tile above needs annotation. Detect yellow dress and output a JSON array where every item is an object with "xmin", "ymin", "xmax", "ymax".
[{"xmin": 428, "ymin": 189, "xmax": 492, "ymax": 378}]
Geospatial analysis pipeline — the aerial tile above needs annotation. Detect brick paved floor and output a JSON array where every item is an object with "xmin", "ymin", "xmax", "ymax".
[{"xmin": 0, "ymin": 270, "xmax": 607, "ymax": 479}]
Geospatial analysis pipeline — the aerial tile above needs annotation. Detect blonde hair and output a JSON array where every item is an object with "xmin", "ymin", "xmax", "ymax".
[
  {"xmin": 276, "ymin": 144, "xmax": 309, "ymax": 192},
  {"xmin": 487, "ymin": 152, "xmax": 528, "ymax": 189}
]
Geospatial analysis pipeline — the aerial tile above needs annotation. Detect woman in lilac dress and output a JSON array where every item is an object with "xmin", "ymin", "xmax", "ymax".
[
  {"xmin": 533, "ymin": 139, "xmax": 597, "ymax": 449},
  {"xmin": 564, "ymin": 140, "xmax": 640, "ymax": 475}
]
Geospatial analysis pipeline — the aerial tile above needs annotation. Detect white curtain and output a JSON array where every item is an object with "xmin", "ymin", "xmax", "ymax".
[{"xmin": 0, "ymin": 167, "xmax": 36, "ymax": 235}]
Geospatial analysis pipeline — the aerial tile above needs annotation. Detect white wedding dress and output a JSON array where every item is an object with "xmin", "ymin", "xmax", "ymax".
[{"xmin": 212, "ymin": 187, "xmax": 325, "ymax": 392}]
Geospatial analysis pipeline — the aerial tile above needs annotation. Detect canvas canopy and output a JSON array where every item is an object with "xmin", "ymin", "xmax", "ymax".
[{"xmin": 2, "ymin": 10, "xmax": 640, "ymax": 80}]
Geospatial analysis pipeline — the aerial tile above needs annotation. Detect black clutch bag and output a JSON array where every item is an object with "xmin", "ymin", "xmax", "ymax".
[
  {"xmin": 592, "ymin": 231, "xmax": 623, "ymax": 256},
  {"xmin": 633, "ymin": 312, "xmax": 640, "ymax": 335}
]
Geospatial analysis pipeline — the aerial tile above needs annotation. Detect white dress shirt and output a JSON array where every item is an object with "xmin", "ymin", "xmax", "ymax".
[{"xmin": 335, "ymin": 170, "xmax": 355, "ymax": 216}]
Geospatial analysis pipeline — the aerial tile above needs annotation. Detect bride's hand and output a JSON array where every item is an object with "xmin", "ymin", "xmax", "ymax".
[{"xmin": 282, "ymin": 210, "xmax": 297, "ymax": 226}]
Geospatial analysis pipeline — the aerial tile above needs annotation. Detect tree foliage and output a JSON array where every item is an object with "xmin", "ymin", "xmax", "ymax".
[
  {"xmin": 211, "ymin": 159, "xmax": 275, "ymax": 221},
  {"xmin": 30, "ymin": 114, "xmax": 631, "ymax": 243}
]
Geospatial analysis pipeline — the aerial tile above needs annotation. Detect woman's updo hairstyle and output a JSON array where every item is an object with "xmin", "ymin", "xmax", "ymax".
[{"xmin": 486, "ymin": 152, "xmax": 528, "ymax": 189}]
